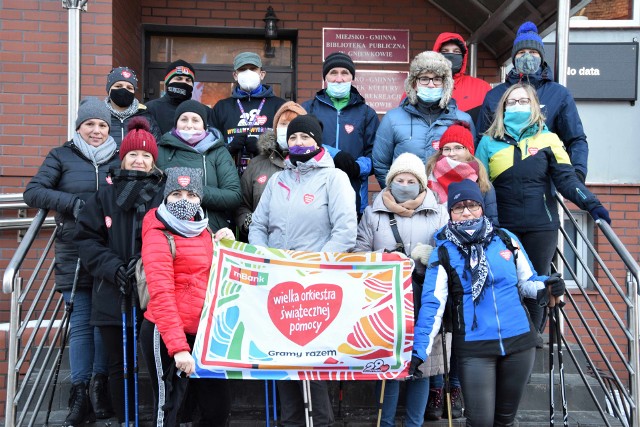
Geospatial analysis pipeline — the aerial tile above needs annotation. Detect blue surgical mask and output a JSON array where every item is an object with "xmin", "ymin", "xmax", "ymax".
[
  {"xmin": 514, "ymin": 53, "xmax": 542, "ymax": 75},
  {"xmin": 417, "ymin": 87, "xmax": 443, "ymax": 103},
  {"xmin": 504, "ymin": 109, "xmax": 531, "ymax": 138},
  {"xmin": 326, "ymin": 81, "xmax": 351, "ymax": 99},
  {"xmin": 390, "ymin": 182, "xmax": 421, "ymax": 203}
]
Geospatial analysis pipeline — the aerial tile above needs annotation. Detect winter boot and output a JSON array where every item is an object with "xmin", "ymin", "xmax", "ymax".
[
  {"xmin": 63, "ymin": 382, "xmax": 96, "ymax": 426},
  {"xmin": 424, "ymin": 387, "xmax": 444, "ymax": 420},
  {"xmin": 90, "ymin": 373, "xmax": 114, "ymax": 419},
  {"xmin": 442, "ymin": 386, "xmax": 464, "ymax": 419}
]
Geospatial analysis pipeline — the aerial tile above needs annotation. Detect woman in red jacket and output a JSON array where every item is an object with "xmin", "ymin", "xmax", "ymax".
[{"xmin": 139, "ymin": 166, "xmax": 234, "ymax": 426}]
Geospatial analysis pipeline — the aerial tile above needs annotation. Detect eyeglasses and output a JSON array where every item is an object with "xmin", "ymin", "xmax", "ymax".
[
  {"xmin": 417, "ymin": 76, "xmax": 444, "ymax": 87},
  {"xmin": 451, "ymin": 201, "xmax": 482, "ymax": 215},
  {"xmin": 442, "ymin": 145, "xmax": 466, "ymax": 154},
  {"xmin": 505, "ymin": 98, "xmax": 531, "ymax": 106}
]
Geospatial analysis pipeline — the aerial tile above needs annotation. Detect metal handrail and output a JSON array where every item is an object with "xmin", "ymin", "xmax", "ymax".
[{"xmin": 0, "ymin": 192, "xmax": 55, "ymax": 230}]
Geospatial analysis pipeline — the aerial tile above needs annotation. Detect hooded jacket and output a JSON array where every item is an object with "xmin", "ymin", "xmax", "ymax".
[
  {"xmin": 156, "ymin": 130, "xmax": 242, "ymax": 231},
  {"xmin": 302, "ymin": 87, "xmax": 379, "ymax": 213},
  {"xmin": 476, "ymin": 125, "xmax": 602, "ymax": 233},
  {"xmin": 109, "ymin": 103, "xmax": 162, "ymax": 146},
  {"xmin": 432, "ymin": 32, "xmax": 492, "ymax": 122},
  {"xmin": 413, "ymin": 226, "xmax": 547, "ymax": 361},
  {"xmin": 475, "ymin": 64, "xmax": 588, "ymax": 178},
  {"xmin": 249, "ymin": 148, "xmax": 357, "ymax": 253},
  {"xmin": 23, "ymin": 140, "xmax": 120, "ymax": 292},
  {"xmin": 372, "ymin": 100, "xmax": 474, "ymax": 189}
]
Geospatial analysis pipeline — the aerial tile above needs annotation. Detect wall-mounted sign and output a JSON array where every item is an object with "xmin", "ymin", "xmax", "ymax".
[
  {"xmin": 323, "ymin": 28, "xmax": 410, "ymax": 63},
  {"xmin": 353, "ymin": 70, "xmax": 408, "ymax": 114},
  {"xmin": 545, "ymin": 42, "xmax": 638, "ymax": 101}
]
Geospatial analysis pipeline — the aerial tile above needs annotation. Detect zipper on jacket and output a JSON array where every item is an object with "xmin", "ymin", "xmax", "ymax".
[
  {"xmin": 335, "ymin": 110, "xmax": 341, "ymax": 149},
  {"xmin": 120, "ymin": 117, "xmax": 126, "ymax": 142},
  {"xmin": 489, "ymin": 267, "xmax": 506, "ymax": 356},
  {"xmin": 94, "ymin": 164, "xmax": 100, "ymax": 191},
  {"xmin": 543, "ymin": 194, "xmax": 552, "ymax": 222},
  {"xmin": 201, "ymin": 154, "xmax": 209, "ymax": 219}
]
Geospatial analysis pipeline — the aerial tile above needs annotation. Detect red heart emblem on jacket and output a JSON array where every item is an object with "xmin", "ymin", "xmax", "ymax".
[
  {"xmin": 499, "ymin": 250, "xmax": 512, "ymax": 261},
  {"xmin": 344, "ymin": 124, "xmax": 354, "ymax": 134},
  {"xmin": 432, "ymin": 139, "xmax": 441, "ymax": 150},
  {"xmin": 105, "ymin": 216, "xmax": 112, "ymax": 228},
  {"xmin": 256, "ymin": 115, "xmax": 268, "ymax": 125},
  {"xmin": 303, "ymin": 194, "xmax": 314, "ymax": 204},
  {"xmin": 267, "ymin": 281, "xmax": 343, "ymax": 346},
  {"xmin": 257, "ymin": 174, "xmax": 268, "ymax": 184},
  {"xmin": 528, "ymin": 147, "xmax": 539, "ymax": 156}
]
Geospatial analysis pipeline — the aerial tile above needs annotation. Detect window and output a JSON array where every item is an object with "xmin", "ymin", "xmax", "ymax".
[
  {"xmin": 570, "ymin": 0, "xmax": 639, "ymax": 27},
  {"xmin": 560, "ymin": 211, "xmax": 594, "ymax": 289}
]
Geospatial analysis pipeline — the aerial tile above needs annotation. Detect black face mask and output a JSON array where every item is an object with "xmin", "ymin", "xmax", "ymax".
[
  {"xmin": 166, "ymin": 82, "xmax": 193, "ymax": 102},
  {"xmin": 109, "ymin": 88, "xmax": 136, "ymax": 108},
  {"xmin": 442, "ymin": 53, "xmax": 464, "ymax": 74}
]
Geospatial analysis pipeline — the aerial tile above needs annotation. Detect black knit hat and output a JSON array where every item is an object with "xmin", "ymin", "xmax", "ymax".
[
  {"xmin": 164, "ymin": 59, "xmax": 196, "ymax": 85},
  {"xmin": 174, "ymin": 100, "xmax": 208, "ymax": 128},
  {"xmin": 106, "ymin": 67, "xmax": 138, "ymax": 93},
  {"xmin": 447, "ymin": 179, "xmax": 485, "ymax": 213},
  {"xmin": 286, "ymin": 115, "xmax": 323, "ymax": 147},
  {"xmin": 322, "ymin": 52, "xmax": 356, "ymax": 80}
]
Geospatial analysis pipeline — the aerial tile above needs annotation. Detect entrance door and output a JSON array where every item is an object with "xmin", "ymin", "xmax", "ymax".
[{"xmin": 143, "ymin": 32, "xmax": 296, "ymax": 108}]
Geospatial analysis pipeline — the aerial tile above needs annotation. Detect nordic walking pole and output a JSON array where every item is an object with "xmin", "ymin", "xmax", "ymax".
[
  {"xmin": 122, "ymin": 293, "xmax": 129, "ymax": 426},
  {"xmin": 555, "ymin": 302, "xmax": 568, "ymax": 426},
  {"xmin": 441, "ymin": 324, "xmax": 453, "ymax": 427},
  {"xmin": 44, "ymin": 259, "xmax": 81, "ymax": 426},
  {"xmin": 549, "ymin": 297, "xmax": 556, "ymax": 427},
  {"xmin": 265, "ymin": 380, "xmax": 271, "ymax": 427},
  {"xmin": 131, "ymin": 288, "xmax": 140, "ymax": 427},
  {"xmin": 302, "ymin": 379, "xmax": 314, "ymax": 427},
  {"xmin": 376, "ymin": 379, "xmax": 386, "ymax": 427},
  {"xmin": 272, "ymin": 380, "xmax": 278, "ymax": 426}
]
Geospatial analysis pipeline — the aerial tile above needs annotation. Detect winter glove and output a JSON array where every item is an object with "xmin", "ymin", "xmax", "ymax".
[
  {"xmin": 245, "ymin": 136, "xmax": 259, "ymax": 156},
  {"xmin": 590, "ymin": 205, "xmax": 611, "ymax": 225},
  {"xmin": 576, "ymin": 170, "xmax": 586, "ymax": 184},
  {"xmin": 242, "ymin": 212, "xmax": 253, "ymax": 233},
  {"xmin": 410, "ymin": 243, "xmax": 434, "ymax": 266},
  {"xmin": 72, "ymin": 199, "xmax": 85, "ymax": 220},
  {"xmin": 126, "ymin": 257, "xmax": 139, "ymax": 281},
  {"xmin": 546, "ymin": 272, "xmax": 565, "ymax": 297},
  {"xmin": 407, "ymin": 356, "xmax": 423, "ymax": 379},
  {"xmin": 227, "ymin": 134, "xmax": 247, "ymax": 157},
  {"xmin": 323, "ymin": 144, "xmax": 340, "ymax": 158},
  {"xmin": 333, "ymin": 151, "xmax": 361, "ymax": 180},
  {"xmin": 115, "ymin": 265, "xmax": 130, "ymax": 296}
]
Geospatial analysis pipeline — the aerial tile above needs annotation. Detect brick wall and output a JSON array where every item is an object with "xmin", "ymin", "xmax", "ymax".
[
  {"xmin": 113, "ymin": 0, "xmax": 143, "ymax": 97},
  {"xmin": 581, "ymin": 0, "xmax": 632, "ymax": 20}
]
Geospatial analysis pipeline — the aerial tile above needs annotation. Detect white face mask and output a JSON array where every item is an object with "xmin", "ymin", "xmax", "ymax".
[
  {"xmin": 237, "ymin": 70, "xmax": 262, "ymax": 92},
  {"xmin": 276, "ymin": 127, "xmax": 289, "ymax": 150}
]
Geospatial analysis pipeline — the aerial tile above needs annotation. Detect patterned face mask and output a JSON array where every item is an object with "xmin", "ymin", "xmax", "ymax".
[
  {"xmin": 514, "ymin": 53, "xmax": 542, "ymax": 75},
  {"xmin": 166, "ymin": 198, "xmax": 200, "ymax": 220}
]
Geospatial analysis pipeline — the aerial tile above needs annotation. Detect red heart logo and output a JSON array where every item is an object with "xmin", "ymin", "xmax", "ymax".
[
  {"xmin": 268, "ymin": 281, "xmax": 343, "ymax": 346},
  {"xmin": 303, "ymin": 194, "xmax": 314, "ymax": 204},
  {"xmin": 105, "ymin": 216, "xmax": 112, "ymax": 228},
  {"xmin": 499, "ymin": 250, "xmax": 512, "ymax": 261},
  {"xmin": 432, "ymin": 139, "xmax": 440, "ymax": 150},
  {"xmin": 177, "ymin": 176, "xmax": 191, "ymax": 187},
  {"xmin": 528, "ymin": 147, "xmax": 539, "ymax": 156},
  {"xmin": 257, "ymin": 174, "xmax": 267, "ymax": 184},
  {"xmin": 344, "ymin": 124, "xmax": 354, "ymax": 134},
  {"xmin": 380, "ymin": 363, "xmax": 390, "ymax": 372},
  {"xmin": 256, "ymin": 115, "xmax": 268, "ymax": 125},
  {"xmin": 106, "ymin": 176, "xmax": 113, "ymax": 185},
  {"xmin": 121, "ymin": 70, "xmax": 132, "ymax": 79}
]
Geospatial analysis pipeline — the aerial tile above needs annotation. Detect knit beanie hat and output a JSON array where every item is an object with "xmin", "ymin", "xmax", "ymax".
[
  {"xmin": 286, "ymin": 115, "xmax": 323, "ymax": 146},
  {"xmin": 322, "ymin": 52, "xmax": 356, "ymax": 80},
  {"xmin": 273, "ymin": 101, "xmax": 307, "ymax": 128},
  {"xmin": 119, "ymin": 117, "xmax": 158, "ymax": 161},
  {"xmin": 233, "ymin": 52, "xmax": 263, "ymax": 70},
  {"xmin": 512, "ymin": 21, "xmax": 545, "ymax": 64},
  {"xmin": 163, "ymin": 167, "xmax": 204, "ymax": 200},
  {"xmin": 75, "ymin": 97, "xmax": 111, "ymax": 130},
  {"xmin": 439, "ymin": 122, "xmax": 475, "ymax": 155},
  {"xmin": 106, "ymin": 66, "xmax": 138, "ymax": 93},
  {"xmin": 174, "ymin": 100, "xmax": 208, "ymax": 128},
  {"xmin": 164, "ymin": 59, "xmax": 196, "ymax": 86},
  {"xmin": 385, "ymin": 153, "xmax": 428, "ymax": 191},
  {"xmin": 447, "ymin": 179, "xmax": 485, "ymax": 213},
  {"xmin": 405, "ymin": 51, "xmax": 454, "ymax": 109}
]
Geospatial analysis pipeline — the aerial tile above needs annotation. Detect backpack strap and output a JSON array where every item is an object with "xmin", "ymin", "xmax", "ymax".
[
  {"xmin": 386, "ymin": 212, "xmax": 405, "ymax": 253},
  {"xmin": 160, "ymin": 229, "xmax": 176, "ymax": 259},
  {"xmin": 494, "ymin": 227, "xmax": 518, "ymax": 263}
]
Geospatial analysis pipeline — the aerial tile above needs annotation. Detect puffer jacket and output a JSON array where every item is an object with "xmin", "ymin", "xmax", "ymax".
[
  {"xmin": 476, "ymin": 125, "xmax": 603, "ymax": 233},
  {"xmin": 156, "ymin": 129, "xmax": 242, "ymax": 231},
  {"xmin": 74, "ymin": 170, "xmax": 165, "ymax": 326},
  {"xmin": 249, "ymin": 148, "xmax": 357, "ymax": 253},
  {"xmin": 142, "ymin": 208, "xmax": 213, "ymax": 357},
  {"xmin": 432, "ymin": 32, "xmax": 492, "ymax": 122},
  {"xmin": 475, "ymin": 64, "xmax": 588, "ymax": 178},
  {"xmin": 23, "ymin": 140, "xmax": 120, "ymax": 291},
  {"xmin": 372, "ymin": 100, "xmax": 474, "ymax": 188},
  {"xmin": 302, "ymin": 88, "xmax": 379, "ymax": 213},
  {"xmin": 414, "ymin": 226, "xmax": 547, "ymax": 362},
  {"xmin": 109, "ymin": 103, "xmax": 162, "ymax": 146},
  {"xmin": 235, "ymin": 130, "xmax": 286, "ymax": 242}
]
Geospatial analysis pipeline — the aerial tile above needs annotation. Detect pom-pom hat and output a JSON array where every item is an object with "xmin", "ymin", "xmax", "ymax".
[
  {"xmin": 439, "ymin": 122, "xmax": 475, "ymax": 155},
  {"xmin": 512, "ymin": 21, "xmax": 545, "ymax": 64},
  {"xmin": 119, "ymin": 117, "xmax": 158, "ymax": 161}
]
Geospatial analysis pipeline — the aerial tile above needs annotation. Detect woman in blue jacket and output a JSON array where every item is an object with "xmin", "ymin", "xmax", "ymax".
[{"xmin": 411, "ymin": 180, "xmax": 565, "ymax": 427}]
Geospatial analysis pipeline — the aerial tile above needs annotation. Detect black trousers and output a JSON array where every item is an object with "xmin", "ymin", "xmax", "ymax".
[
  {"xmin": 99, "ymin": 325, "xmax": 137, "ymax": 423},
  {"xmin": 276, "ymin": 380, "xmax": 334, "ymax": 427},
  {"xmin": 457, "ymin": 347, "xmax": 536, "ymax": 427},
  {"xmin": 514, "ymin": 230, "xmax": 558, "ymax": 332}
]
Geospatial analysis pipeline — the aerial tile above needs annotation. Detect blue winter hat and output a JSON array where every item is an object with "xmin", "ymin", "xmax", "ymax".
[
  {"xmin": 512, "ymin": 21, "xmax": 545, "ymax": 64},
  {"xmin": 447, "ymin": 179, "xmax": 485, "ymax": 213}
]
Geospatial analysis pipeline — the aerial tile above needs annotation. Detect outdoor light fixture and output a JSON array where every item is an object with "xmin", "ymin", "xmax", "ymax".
[{"xmin": 263, "ymin": 6, "xmax": 279, "ymax": 58}]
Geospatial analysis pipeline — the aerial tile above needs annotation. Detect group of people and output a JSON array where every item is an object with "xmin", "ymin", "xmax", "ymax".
[{"xmin": 24, "ymin": 20, "xmax": 612, "ymax": 427}]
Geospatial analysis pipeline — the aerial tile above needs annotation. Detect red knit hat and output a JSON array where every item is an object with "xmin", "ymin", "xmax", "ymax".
[
  {"xmin": 439, "ymin": 121, "xmax": 474, "ymax": 155},
  {"xmin": 119, "ymin": 117, "xmax": 158, "ymax": 161}
]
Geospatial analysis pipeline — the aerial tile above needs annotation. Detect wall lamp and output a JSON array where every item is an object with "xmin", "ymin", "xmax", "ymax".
[{"xmin": 263, "ymin": 6, "xmax": 279, "ymax": 58}]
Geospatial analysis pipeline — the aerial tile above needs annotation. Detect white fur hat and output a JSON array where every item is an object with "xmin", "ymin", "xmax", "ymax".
[{"xmin": 404, "ymin": 51, "xmax": 454, "ymax": 109}]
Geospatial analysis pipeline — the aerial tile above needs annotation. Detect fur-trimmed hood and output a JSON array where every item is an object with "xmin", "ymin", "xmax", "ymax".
[
  {"xmin": 257, "ymin": 129, "xmax": 280, "ymax": 155},
  {"xmin": 405, "ymin": 51, "xmax": 454, "ymax": 109}
]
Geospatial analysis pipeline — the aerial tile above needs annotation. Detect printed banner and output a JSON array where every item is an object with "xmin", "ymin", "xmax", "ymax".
[{"xmin": 192, "ymin": 241, "xmax": 414, "ymax": 380}]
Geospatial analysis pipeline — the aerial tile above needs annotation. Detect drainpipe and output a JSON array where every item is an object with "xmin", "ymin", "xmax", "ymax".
[
  {"xmin": 62, "ymin": 0, "xmax": 88, "ymax": 139},
  {"xmin": 468, "ymin": 43, "xmax": 478, "ymax": 78}
]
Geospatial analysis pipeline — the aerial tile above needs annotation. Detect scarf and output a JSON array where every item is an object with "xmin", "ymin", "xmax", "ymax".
[
  {"xmin": 72, "ymin": 133, "xmax": 117, "ymax": 166},
  {"xmin": 381, "ymin": 188, "xmax": 426, "ymax": 218},
  {"xmin": 288, "ymin": 147, "xmax": 322, "ymax": 166},
  {"xmin": 170, "ymin": 129, "xmax": 218, "ymax": 154},
  {"xmin": 156, "ymin": 202, "xmax": 208, "ymax": 238},
  {"xmin": 104, "ymin": 97, "xmax": 140, "ymax": 121},
  {"xmin": 445, "ymin": 216, "xmax": 494, "ymax": 315},
  {"xmin": 428, "ymin": 157, "xmax": 480, "ymax": 203}
]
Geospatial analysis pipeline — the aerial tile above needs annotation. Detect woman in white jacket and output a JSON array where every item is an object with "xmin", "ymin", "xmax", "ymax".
[{"xmin": 249, "ymin": 114, "xmax": 357, "ymax": 427}]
